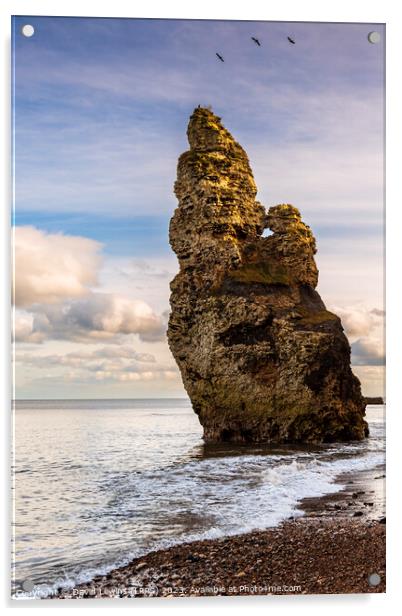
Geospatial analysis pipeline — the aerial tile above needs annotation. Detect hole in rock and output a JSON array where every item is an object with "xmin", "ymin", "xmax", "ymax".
[{"xmin": 262, "ymin": 228, "xmax": 274, "ymax": 237}]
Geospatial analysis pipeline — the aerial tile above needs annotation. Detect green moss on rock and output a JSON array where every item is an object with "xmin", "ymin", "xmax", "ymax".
[
  {"xmin": 228, "ymin": 260, "xmax": 291, "ymax": 285},
  {"xmin": 298, "ymin": 310, "xmax": 339, "ymax": 325}
]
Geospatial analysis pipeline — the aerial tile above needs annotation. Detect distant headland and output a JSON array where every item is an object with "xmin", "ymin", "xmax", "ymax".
[{"xmin": 364, "ymin": 397, "xmax": 384, "ymax": 405}]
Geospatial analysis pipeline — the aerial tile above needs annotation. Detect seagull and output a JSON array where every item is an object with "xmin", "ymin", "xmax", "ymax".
[
  {"xmin": 287, "ymin": 36, "xmax": 296, "ymax": 44},
  {"xmin": 216, "ymin": 52, "xmax": 224, "ymax": 62},
  {"xmin": 251, "ymin": 37, "xmax": 261, "ymax": 46}
]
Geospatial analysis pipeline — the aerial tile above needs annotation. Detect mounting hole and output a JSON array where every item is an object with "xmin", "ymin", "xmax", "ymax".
[
  {"xmin": 368, "ymin": 572, "xmax": 381, "ymax": 586},
  {"xmin": 368, "ymin": 31, "xmax": 380, "ymax": 44},
  {"xmin": 22, "ymin": 579, "xmax": 35, "ymax": 592},
  {"xmin": 22, "ymin": 24, "xmax": 35, "ymax": 38}
]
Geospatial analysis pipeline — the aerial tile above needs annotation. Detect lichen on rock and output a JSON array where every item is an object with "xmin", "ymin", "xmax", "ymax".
[{"xmin": 168, "ymin": 107, "xmax": 368, "ymax": 444}]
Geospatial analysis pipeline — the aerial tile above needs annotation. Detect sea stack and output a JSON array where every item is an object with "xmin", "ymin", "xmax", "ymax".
[{"xmin": 168, "ymin": 107, "xmax": 368, "ymax": 443}]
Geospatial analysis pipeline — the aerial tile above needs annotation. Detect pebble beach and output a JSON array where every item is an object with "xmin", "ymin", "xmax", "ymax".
[{"xmin": 53, "ymin": 464, "xmax": 386, "ymax": 599}]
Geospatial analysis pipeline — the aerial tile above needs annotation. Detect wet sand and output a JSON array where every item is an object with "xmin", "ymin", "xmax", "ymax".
[
  {"xmin": 52, "ymin": 464, "xmax": 385, "ymax": 599},
  {"xmin": 300, "ymin": 463, "xmax": 385, "ymax": 521}
]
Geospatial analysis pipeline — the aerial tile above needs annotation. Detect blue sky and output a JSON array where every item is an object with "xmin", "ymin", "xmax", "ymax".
[{"xmin": 12, "ymin": 16, "xmax": 385, "ymax": 398}]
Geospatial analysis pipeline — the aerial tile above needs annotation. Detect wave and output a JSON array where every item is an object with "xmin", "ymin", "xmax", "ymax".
[
  {"xmin": 27, "ymin": 445, "xmax": 384, "ymax": 598},
  {"xmin": 13, "ymin": 407, "xmax": 385, "ymax": 598}
]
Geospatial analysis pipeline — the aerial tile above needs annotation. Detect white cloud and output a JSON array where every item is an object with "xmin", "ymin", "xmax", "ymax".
[
  {"xmin": 13, "ymin": 226, "xmax": 102, "ymax": 307},
  {"xmin": 15, "ymin": 345, "xmax": 179, "ymax": 384},
  {"xmin": 334, "ymin": 306, "xmax": 374, "ymax": 339},
  {"xmin": 12, "ymin": 227, "xmax": 169, "ymax": 345},
  {"xmin": 327, "ymin": 304, "xmax": 385, "ymax": 368},
  {"xmin": 330, "ymin": 304, "xmax": 384, "ymax": 341},
  {"xmin": 13, "ymin": 311, "xmax": 45, "ymax": 344},
  {"xmin": 14, "ymin": 293, "xmax": 167, "ymax": 344}
]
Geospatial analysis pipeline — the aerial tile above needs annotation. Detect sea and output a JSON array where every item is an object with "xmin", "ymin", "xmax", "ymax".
[{"xmin": 12, "ymin": 399, "xmax": 385, "ymax": 597}]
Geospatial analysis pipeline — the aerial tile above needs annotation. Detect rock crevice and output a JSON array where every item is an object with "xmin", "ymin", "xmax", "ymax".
[{"xmin": 168, "ymin": 107, "xmax": 367, "ymax": 444}]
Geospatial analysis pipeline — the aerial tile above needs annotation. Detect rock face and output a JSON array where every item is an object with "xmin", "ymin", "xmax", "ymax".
[{"xmin": 168, "ymin": 107, "xmax": 368, "ymax": 443}]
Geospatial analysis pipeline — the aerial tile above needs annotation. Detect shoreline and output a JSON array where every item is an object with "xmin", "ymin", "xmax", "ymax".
[
  {"xmin": 299, "ymin": 463, "xmax": 385, "ymax": 521},
  {"xmin": 50, "ymin": 463, "xmax": 385, "ymax": 599},
  {"xmin": 53, "ymin": 519, "xmax": 385, "ymax": 598}
]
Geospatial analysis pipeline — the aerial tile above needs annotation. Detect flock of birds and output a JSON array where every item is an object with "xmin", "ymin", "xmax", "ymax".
[{"xmin": 215, "ymin": 35, "xmax": 295, "ymax": 62}]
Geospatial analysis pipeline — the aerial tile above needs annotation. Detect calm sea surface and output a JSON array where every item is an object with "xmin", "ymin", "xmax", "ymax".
[{"xmin": 12, "ymin": 399, "xmax": 385, "ymax": 594}]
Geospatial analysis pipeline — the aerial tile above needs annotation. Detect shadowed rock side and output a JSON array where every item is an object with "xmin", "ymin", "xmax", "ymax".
[{"xmin": 168, "ymin": 107, "xmax": 368, "ymax": 444}]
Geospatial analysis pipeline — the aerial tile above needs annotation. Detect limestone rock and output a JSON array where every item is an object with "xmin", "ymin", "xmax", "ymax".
[{"xmin": 168, "ymin": 107, "xmax": 368, "ymax": 444}]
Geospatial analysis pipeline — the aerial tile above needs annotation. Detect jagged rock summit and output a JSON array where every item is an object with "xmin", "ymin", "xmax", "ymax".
[{"xmin": 168, "ymin": 107, "xmax": 368, "ymax": 443}]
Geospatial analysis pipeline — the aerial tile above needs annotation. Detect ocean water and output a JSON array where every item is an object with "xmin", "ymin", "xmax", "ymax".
[{"xmin": 12, "ymin": 399, "xmax": 385, "ymax": 596}]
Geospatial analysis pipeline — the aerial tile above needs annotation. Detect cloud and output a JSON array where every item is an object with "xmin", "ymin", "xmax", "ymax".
[
  {"xmin": 14, "ymin": 293, "xmax": 167, "ymax": 344},
  {"xmin": 330, "ymin": 305, "xmax": 384, "ymax": 340},
  {"xmin": 371, "ymin": 308, "xmax": 385, "ymax": 317},
  {"xmin": 13, "ymin": 312, "xmax": 45, "ymax": 344},
  {"xmin": 326, "ymin": 304, "xmax": 385, "ymax": 368},
  {"xmin": 323, "ymin": 303, "xmax": 385, "ymax": 369},
  {"xmin": 16, "ymin": 346, "xmax": 179, "ymax": 383},
  {"xmin": 17, "ymin": 346, "xmax": 155, "ymax": 370},
  {"xmin": 351, "ymin": 338, "xmax": 385, "ymax": 366},
  {"xmin": 352, "ymin": 365, "xmax": 385, "ymax": 398},
  {"xmin": 12, "ymin": 226, "xmax": 169, "ymax": 344},
  {"xmin": 14, "ymin": 226, "xmax": 102, "ymax": 307},
  {"xmin": 14, "ymin": 20, "xmax": 383, "ymax": 222}
]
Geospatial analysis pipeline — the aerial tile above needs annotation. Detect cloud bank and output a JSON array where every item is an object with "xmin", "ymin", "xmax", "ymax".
[
  {"xmin": 13, "ymin": 227, "xmax": 167, "ymax": 344},
  {"xmin": 330, "ymin": 304, "xmax": 385, "ymax": 368},
  {"xmin": 351, "ymin": 338, "xmax": 385, "ymax": 366},
  {"xmin": 16, "ymin": 345, "xmax": 178, "ymax": 383},
  {"xmin": 14, "ymin": 226, "xmax": 102, "ymax": 306}
]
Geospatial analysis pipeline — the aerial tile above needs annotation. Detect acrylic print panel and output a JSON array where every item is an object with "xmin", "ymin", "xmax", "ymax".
[{"xmin": 12, "ymin": 16, "xmax": 385, "ymax": 599}]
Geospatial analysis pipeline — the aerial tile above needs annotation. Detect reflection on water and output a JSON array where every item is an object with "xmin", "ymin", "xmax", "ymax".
[
  {"xmin": 193, "ymin": 440, "xmax": 329, "ymax": 460},
  {"xmin": 12, "ymin": 399, "xmax": 385, "ymax": 593}
]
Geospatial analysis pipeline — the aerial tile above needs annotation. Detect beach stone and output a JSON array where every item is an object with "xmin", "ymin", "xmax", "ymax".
[
  {"xmin": 187, "ymin": 554, "xmax": 199, "ymax": 562},
  {"xmin": 135, "ymin": 561, "xmax": 148, "ymax": 571},
  {"xmin": 168, "ymin": 107, "xmax": 368, "ymax": 444}
]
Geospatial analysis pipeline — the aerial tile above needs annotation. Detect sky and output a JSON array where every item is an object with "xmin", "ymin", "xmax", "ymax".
[{"xmin": 12, "ymin": 16, "xmax": 385, "ymax": 398}]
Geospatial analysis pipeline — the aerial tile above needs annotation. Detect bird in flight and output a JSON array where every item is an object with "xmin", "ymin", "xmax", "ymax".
[
  {"xmin": 251, "ymin": 37, "xmax": 261, "ymax": 46},
  {"xmin": 287, "ymin": 36, "xmax": 296, "ymax": 44},
  {"xmin": 216, "ymin": 52, "xmax": 224, "ymax": 62}
]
